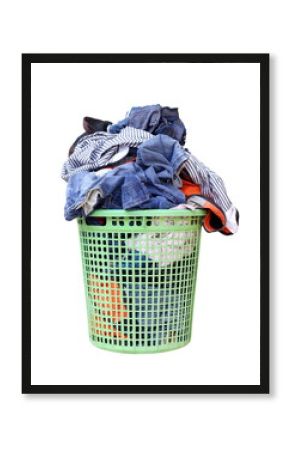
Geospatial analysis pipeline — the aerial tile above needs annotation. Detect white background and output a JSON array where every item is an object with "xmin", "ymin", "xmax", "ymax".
[
  {"xmin": 1, "ymin": 0, "xmax": 288, "ymax": 449},
  {"xmin": 31, "ymin": 62, "xmax": 260, "ymax": 386}
]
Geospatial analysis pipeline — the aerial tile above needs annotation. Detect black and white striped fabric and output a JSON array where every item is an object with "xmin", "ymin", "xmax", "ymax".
[
  {"xmin": 61, "ymin": 124, "xmax": 238, "ymax": 234},
  {"xmin": 181, "ymin": 149, "xmax": 239, "ymax": 234},
  {"xmin": 61, "ymin": 126, "xmax": 152, "ymax": 181},
  {"xmin": 182, "ymin": 149, "xmax": 232, "ymax": 212}
]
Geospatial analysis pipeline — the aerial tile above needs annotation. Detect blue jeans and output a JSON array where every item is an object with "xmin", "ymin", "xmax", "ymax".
[
  {"xmin": 64, "ymin": 134, "xmax": 187, "ymax": 220},
  {"xmin": 108, "ymin": 104, "xmax": 186, "ymax": 145}
]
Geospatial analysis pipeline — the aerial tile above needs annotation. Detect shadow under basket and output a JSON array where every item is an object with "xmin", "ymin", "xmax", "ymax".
[{"xmin": 77, "ymin": 209, "xmax": 206, "ymax": 354}]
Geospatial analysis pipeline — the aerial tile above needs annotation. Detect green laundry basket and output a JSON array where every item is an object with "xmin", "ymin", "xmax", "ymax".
[{"xmin": 78, "ymin": 209, "xmax": 206, "ymax": 353}]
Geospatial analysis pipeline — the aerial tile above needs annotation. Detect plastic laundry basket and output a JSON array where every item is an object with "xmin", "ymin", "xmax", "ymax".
[{"xmin": 77, "ymin": 209, "xmax": 206, "ymax": 353}]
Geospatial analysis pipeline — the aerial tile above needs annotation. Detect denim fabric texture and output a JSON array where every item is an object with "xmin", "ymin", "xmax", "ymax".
[
  {"xmin": 154, "ymin": 106, "xmax": 186, "ymax": 146},
  {"xmin": 108, "ymin": 117, "xmax": 129, "ymax": 134},
  {"xmin": 128, "ymin": 105, "xmax": 161, "ymax": 132},
  {"xmin": 62, "ymin": 106, "xmax": 239, "ymax": 235},
  {"xmin": 64, "ymin": 171, "xmax": 104, "ymax": 221},
  {"xmin": 64, "ymin": 134, "xmax": 187, "ymax": 220},
  {"xmin": 108, "ymin": 104, "xmax": 186, "ymax": 145}
]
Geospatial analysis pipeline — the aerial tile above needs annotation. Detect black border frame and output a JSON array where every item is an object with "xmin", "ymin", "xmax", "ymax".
[{"xmin": 22, "ymin": 53, "xmax": 269, "ymax": 394}]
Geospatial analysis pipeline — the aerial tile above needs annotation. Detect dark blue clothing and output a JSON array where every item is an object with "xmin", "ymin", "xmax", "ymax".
[
  {"xmin": 108, "ymin": 105, "xmax": 186, "ymax": 145},
  {"xmin": 64, "ymin": 134, "xmax": 187, "ymax": 220},
  {"xmin": 154, "ymin": 106, "xmax": 186, "ymax": 146}
]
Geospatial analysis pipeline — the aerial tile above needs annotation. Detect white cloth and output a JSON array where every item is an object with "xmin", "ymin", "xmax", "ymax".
[{"xmin": 126, "ymin": 217, "xmax": 197, "ymax": 267}]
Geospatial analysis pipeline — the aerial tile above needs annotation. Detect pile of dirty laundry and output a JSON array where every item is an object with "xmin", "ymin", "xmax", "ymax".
[{"xmin": 62, "ymin": 105, "xmax": 239, "ymax": 235}]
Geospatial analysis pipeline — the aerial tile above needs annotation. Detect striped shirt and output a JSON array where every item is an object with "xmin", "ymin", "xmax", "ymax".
[
  {"xmin": 182, "ymin": 149, "xmax": 232, "ymax": 212},
  {"xmin": 181, "ymin": 150, "xmax": 239, "ymax": 234},
  {"xmin": 61, "ymin": 126, "xmax": 152, "ymax": 181},
  {"xmin": 61, "ymin": 127, "xmax": 238, "ymax": 234}
]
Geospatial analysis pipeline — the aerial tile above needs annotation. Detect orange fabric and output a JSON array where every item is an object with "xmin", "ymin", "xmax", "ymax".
[
  {"xmin": 88, "ymin": 275, "xmax": 128, "ymax": 340},
  {"xmin": 94, "ymin": 317, "xmax": 128, "ymax": 339},
  {"xmin": 180, "ymin": 179, "xmax": 201, "ymax": 197},
  {"xmin": 183, "ymin": 194, "xmax": 227, "ymax": 233},
  {"xmin": 88, "ymin": 274, "xmax": 128, "ymax": 323},
  {"xmin": 203, "ymin": 200, "xmax": 226, "ymax": 232}
]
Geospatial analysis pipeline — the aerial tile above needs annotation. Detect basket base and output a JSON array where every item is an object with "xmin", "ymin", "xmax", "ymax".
[{"xmin": 89, "ymin": 336, "xmax": 191, "ymax": 354}]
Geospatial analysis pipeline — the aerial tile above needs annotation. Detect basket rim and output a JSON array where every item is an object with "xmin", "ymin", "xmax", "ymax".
[{"xmin": 85, "ymin": 209, "xmax": 207, "ymax": 218}]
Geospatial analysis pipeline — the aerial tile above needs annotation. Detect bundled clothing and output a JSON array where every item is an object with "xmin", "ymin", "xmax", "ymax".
[
  {"xmin": 181, "ymin": 151, "xmax": 239, "ymax": 234},
  {"xmin": 62, "ymin": 105, "xmax": 239, "ymax": 235},
  {"xmin": 69, "ymin": 117, "xmax": 112, "ymax": 156},
  {"xmin": 67, "ymin": 106, "xmax": 240, "ymax": 348},
  {"xmin": 88, "ymin": 246, "xmax": 190, "ymax": 345},
  {"xmin": 64, "ymin": 135, "xmax": 186, "ymax": 220},
  {"xmin": 108, "ymin": 104, "xmax": 186, "ymax": 145},
  {"xmin": 176, "ymin": 177, "xmax": 238, "ymax": 235},
  {"xmin": 62, "ymin": 126, "xmax": 152, "ymax": 181}
]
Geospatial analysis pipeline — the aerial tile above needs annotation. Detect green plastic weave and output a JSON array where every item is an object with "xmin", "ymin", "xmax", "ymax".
[{"xmin": 78, "ymin": 209, "xmax": 206, "ymax": 353}]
